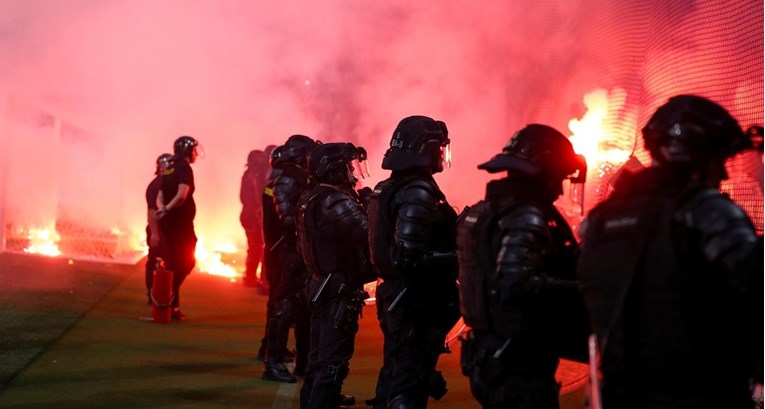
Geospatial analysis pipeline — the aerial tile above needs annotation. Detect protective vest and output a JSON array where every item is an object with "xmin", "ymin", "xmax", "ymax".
[
  {"xmin": 457, "ymin": 198, "xmax": 514, "ymax": 333},
  {"xmin": 577, "ymin": 178, "xmax": 710, "ymax": 377},
  {"xmin": 297, "ymin": 185, "xmax": 374, "ymax": 285},
  {"xmin": 368, "ymin": 174, "xmax": 456, "ymax": 278},
  {"xmin": 458, "ymin": 192, "xmax": 585, "ymax": 354}
]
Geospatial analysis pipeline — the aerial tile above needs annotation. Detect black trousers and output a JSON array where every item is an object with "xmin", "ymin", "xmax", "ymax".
[
  {"xmin": 374, "ymin": 277, "xmax": 449, "ymax": 409},
  {"xmin": 243, "ymin": 227, "xmax": 264, "ymax": 283},
  {"xmin": 161, "ymin": 223, "xmax": 197, "ymax": 309},
  {"xmin": 300, "ymin": 278, "xmax": 358, "ymax": 409}
]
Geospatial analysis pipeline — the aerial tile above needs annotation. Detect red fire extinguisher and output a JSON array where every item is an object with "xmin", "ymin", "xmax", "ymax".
[{"xmin": 150, "ymin": 257, "xmax": 174, "ymax": 324}]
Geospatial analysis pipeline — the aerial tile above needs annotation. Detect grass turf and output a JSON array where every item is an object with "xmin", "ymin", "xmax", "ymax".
[{"xmin": 0, "ymin": 253, "xmax": 585, "ymax": 408}]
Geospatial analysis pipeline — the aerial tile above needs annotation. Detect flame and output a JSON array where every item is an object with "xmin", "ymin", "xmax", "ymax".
[
  {"xmin": 194, "ymin": 237, "xmax": 240, "ymax": 281},
  {"xmin": 568, "ymin": 88, "xmax": 632, "ymax": 166},
  {"xmin": 23, "ymin": 227, "xmax": 62, "ymax": 257}
]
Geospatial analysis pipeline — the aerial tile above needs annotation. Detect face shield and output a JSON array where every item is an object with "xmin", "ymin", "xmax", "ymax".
[
  {"xmin": 350, "ymin": 146, "xmax": 370, "ymax": 180},
  {"xmin": 442, "ymin": 141, "xmax": 452, "ymax": 169},
  {"xmin": 566, "ymin": 154, "xmax": 588, "ymax": 215}
]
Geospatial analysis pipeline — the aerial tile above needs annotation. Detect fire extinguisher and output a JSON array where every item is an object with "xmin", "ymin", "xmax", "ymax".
[{"xmin": 150, "ymin": 257, "xmax": 174, "ymax": 323}]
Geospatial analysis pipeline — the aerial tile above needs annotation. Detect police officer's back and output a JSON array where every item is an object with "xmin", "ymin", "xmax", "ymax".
[
  {"xmin": 576, "ymin": 95, "xmax": 763, "ymax": 408},
  {"xmin": 457, "ymin": 125, "xmax": 590, "ymax": 409},
  {"xmin": 367, "ymin": 115, "xmax": 461, "ymax": 409}
]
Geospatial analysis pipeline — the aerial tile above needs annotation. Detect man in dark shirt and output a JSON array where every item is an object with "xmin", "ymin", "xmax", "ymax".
[
  {"xmin": 145, "ymin": 153, "xmax": 173, "ymax": 304},
  {"xmin": 156, "ymin": 136, "xmax": 201, "ymax": 321}
]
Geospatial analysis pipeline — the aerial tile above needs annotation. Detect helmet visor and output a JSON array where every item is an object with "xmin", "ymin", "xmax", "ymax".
[
  {"xmin": 442, "ymin": 143, "xmax": 452, "ymax": 169},
  {"xmin": 349, "ymin": 158, "xmax": 370, "ymax": 180}
]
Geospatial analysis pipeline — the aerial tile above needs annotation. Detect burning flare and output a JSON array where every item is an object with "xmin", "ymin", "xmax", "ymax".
[{"xmin": 23, "ymin": 227, "xmax": 62, "ymax": 257}]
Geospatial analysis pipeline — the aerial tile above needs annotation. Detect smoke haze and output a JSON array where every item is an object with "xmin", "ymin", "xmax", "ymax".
[{"xmin": 1, "ymin": 0, "xmax": 761, "ymax": 252}]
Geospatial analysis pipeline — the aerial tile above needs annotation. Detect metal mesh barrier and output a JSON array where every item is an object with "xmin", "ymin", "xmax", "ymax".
[
  {"xmin": 0, "ymin": 97, "xmax": 144, "ymax": 263},
  {"xmin": 556, "ymin": 0, "xmax": 763, "ymax": 233},
  {"xmin": 0, "ymin": 0, "xmax": 762, "ymax": 263}
]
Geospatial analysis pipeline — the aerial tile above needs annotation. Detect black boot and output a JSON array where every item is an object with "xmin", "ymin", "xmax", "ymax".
[
  {"xmin": 262, "ymin": 360, "xmax": 297, "ymax": 383},
  {"xmin": 387, "ymin": 393, "xmax": 425, "ymax": 409},
  {"xmin": 338, "ymin": 393, "xmax": 355, "ymax": 406}
]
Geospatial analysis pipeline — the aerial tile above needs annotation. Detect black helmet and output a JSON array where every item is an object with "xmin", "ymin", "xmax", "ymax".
[
  {"xmin": 479, "ymin": 124, "xmax": 586, "ymax": 183},
  {"xmin": 155, "ymin": 153, "xmax": 173, "ymax": 175},
  {"xmin": 173, "ymin": 135, "xmax": 199, "ymax": 160},
  {"xmin": 642, "ymin": 95, "xmax": 749, "ymax": 167},
  {"xmin": 381, "ymin": 115, "xmax": 450, "ymax": 173},
  {"xmin": 271, "ymin": 134, "xmax": 320, "ymax": 169},
  {"xmin": 308, "ymin": 142, "xmax": 368, "ymax": 186}
]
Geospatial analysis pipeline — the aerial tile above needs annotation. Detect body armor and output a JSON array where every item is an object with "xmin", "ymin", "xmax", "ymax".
[
  {"xmin": 578, "ymin": 168, "xmax": 761, "ymax": 406},
  {"xmin": 368, "ymin": 173, "xmax": 458, "ymax": 279},
  {"xmin": 272, "ymin": 166, "xmax": 310, "ymax": 240},
  {"xmin": 296, "ymin": 185, "xmax": 374, "ymax": 286},
  {"xmin": 457, "ymin": 178, "xmax": 588, "ymax": 362}
]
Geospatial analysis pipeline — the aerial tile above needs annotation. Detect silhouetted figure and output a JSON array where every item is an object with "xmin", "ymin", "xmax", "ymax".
[
  {"xmin": 577, "ymin": 95, "xmax": 763, "ymax": 409},
  {"xmin": 261, "ymin": 135, "xmax": 318, "ymax": 383},
  {"xmin": 156, "ymin": 135, "xmax": 201, "ymax": 321},
  {"xmin": 145, "ymin": 153, "xmax": 173, "ymax": 304},
  {"xmin": 297, "ymin": 142, "xmax": 374, "ymax": 409},
  {"xmin": 240, "ymin": 149, "xmax": 269, "ymax": 290},
  {"xmin": 457, "ymin": 124, "xmax": 590, "ymax": 409},
  {"xmin": 367, "ymin": 116, "xmax": 461, "ymax": 409}
]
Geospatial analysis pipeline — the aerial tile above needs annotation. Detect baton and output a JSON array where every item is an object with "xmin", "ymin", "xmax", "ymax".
[
  {"xmin": 269, "ymin": 235, "xmax": 285, "ymax": 252},
  {"xmin": 386, "ymin": 287, "xmax": 407, "ymax": 312},
  {"xmin": 312, "ymin": 273, "xmax": 332, "ymax": 303}
]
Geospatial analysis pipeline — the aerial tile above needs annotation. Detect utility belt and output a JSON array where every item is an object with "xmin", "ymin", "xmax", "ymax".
[
  {"xmin": 330, "ymin": 283, "xmax": 369, "ymax": 332},
  {"xmin": 460, "ymin": 330, "xmax": 512, "ymax": 382},
  {"xmin": 310, "ymin": 273, "xmax": 369, "ymax": 332}
]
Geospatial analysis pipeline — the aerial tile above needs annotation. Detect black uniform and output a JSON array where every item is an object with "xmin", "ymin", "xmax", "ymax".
[
  {"xmin": 159, "ymin": 158, "xmax": 197, "ymax": 310},
  {"xmin": 297, "ymin": 184, "xmax": 373, "ymax": 409},
  {"xmin": 455, "ymin": 123, "xmax": 590, "ymax": 409},
  {"xmin": 263, "ymin": 164, "xmax": 311, "ymax": 379},
  {"xmin": 457, "ymin": 178, "xmax": 588, "ymax": 409},
  {"xmin": 368, "ymin": 170, "xmax": 461, "ymax": 408},
  {"xmin": 576, "ymin": 95, "xmax": 763, "ymax": 409},
  {"xmin": 144, "ymin": 175, "xmax": 163, "ymax": 301},
  {"xmin": 577, "ymin": 168, "xmax": 762, "ymax": 409}
]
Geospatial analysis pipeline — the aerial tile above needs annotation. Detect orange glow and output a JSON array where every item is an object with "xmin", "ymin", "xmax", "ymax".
[
  {"xmin": 23, "ymin": 227, "xmax": 62, "ymax": 257},
  {"xmin": 568, "ymin": 88, "xmax": 631, "ymax": 167},
  {"xmin": 194, "ymin": 238, "xmax": 240, "ymax": 281}
]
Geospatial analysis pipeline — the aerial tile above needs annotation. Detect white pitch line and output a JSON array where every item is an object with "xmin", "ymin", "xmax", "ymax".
[{"xmin": 271, "ymin": 362, "xmax": 299, "ymax": 409}]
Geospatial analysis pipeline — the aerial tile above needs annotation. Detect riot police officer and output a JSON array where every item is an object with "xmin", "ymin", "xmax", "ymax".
[
  {"xmin": 296, "ymin": 142, "xmax": 375, "ymax": 409},
  {"xmin": 261, "ymin": 134, "xmax": 318, "ymax": 383},
  {"xmin": 576, "ymin": 95, "xmax": 763, "ymax": 408},
  {"xmin": 457, "ymin": 124, "xmax": 590, "ymax": 409},
  {"xmin": 367, "ymin": 115, "xmax": 461, "ymax": 409}
]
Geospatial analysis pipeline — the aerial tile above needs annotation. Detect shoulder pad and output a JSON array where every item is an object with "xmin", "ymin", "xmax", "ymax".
[
  {"xmin": 497, "ymin": 203, "xmax": 548, "ymax": 233},
  {"xmin": 322, "ymin": 189, "xmax": 352, "ymax": 209},
  {"xmin": 396, "ymin": 179, "xmax": 439, "ymax": 204}
]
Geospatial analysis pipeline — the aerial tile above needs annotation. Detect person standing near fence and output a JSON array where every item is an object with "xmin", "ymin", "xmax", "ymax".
[
  {"xmin": 156, "ymin": 135, "xmax": 201, "ymax": 321},
  {"xmin": 456, "ymin": 124, "xmax": 590, "ymax": 409},
  {"xmin": 240, "ymin": 149, "xmax": 269, "ymax": 291},
  {"xmin": 576, "ymin": 95, "xmax": 763, "ymax": 409},
  {"xmin": 144, "ymin": 153, "xmax": 173, "ymax": 304}
]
